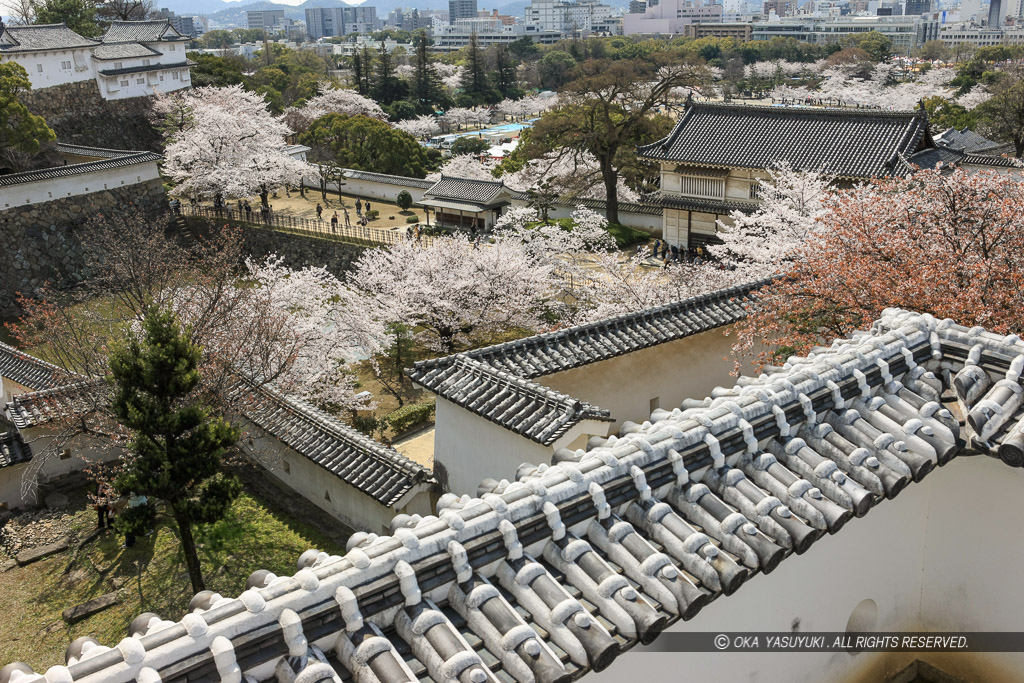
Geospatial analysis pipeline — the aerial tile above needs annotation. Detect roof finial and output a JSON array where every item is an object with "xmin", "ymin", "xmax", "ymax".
[{"xmin": 685, "ymin": 90, "xmax": 693, "ymax": 105}]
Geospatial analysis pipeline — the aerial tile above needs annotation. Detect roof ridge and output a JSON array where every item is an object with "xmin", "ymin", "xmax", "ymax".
[
  {"xmin": 687, "ymin": 101, "xmax": 925, "ymax": 118},
  {"xmin": 247, "ymin": 382, "xmax": 429, "ymax": 477}
]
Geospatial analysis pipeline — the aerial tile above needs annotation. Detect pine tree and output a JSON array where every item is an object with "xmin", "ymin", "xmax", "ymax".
[
  {"xmin": 493, "ymin": 45, "xmax": 520, "ymax": 100},
  {"xmin": 413, "ymin": 30, "xmax": 444, "ymax": 113},
  {"xmin": 109, "ymin": 307, "xmax": 241, "ymax": 594},
  {"xmin": 461, "ymin": 32, "xmax": 496, "ymax": 105}
]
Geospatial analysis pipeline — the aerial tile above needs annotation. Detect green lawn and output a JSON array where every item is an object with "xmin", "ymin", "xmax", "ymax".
[{"xmin": 0, "ymin": 486, "xmax": 348, "ymax": 671}]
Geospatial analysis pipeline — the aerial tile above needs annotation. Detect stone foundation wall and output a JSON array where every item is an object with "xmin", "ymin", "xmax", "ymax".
[
  {"xmin": 0, "ymin": 180, "xmax": 167, "ymax": 318},
  {"xmin": 20, "ymin": 81, "xmax": 161, "ymax": 152},
  {"xmin": 235, "ymin": 224, "xmax": 368, "ymax": 276}
]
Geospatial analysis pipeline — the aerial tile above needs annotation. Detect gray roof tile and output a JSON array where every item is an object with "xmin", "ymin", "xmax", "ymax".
[
  {"xmin": 0, "ymin": 150, "xmax": 161, "ymax": 188},
  {"xmin": 43, "ymin": 308, "xmax": 1024, "ymax": 683},
  {"xmin": 91, "ymin": 42, "xmax": 162, "ymax": 60},
  {"xmin": 423, "ymin": 175, "xmax": 514, "ymax": 204},
  {"xmin": 0, "ymin": 431, "xmax": 31, "ymax": 469},
  {"xmin": 416, "ymin": 355, "xmax": 612, "ymax": 446},
  {"xmin": 343, "ymin": 169, "xmax": 435, "ymax": 189},
  {"xmin": 101, "ymin": 20, "xmax": 184, "ymax": 43},
  {"xmin": 0, "ymin": 341, "xmax": 66, "ymax": 391},
  {"xmin": 638, "ymin": 103, "xmax": 932, "ymax": 179},
  {"xmin": 0, "ymin": 23, "xmax": 98, "ymax": 52},
  {"xmin": 238, "ymin": 383, "xmax": 431, "ymax": 506},
  {"xmin": 410, "ymin": 279, "xmax": 768, "ymax": 383}
]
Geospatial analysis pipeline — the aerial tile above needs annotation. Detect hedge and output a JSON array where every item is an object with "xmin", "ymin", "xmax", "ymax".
[
  {"xmin": 366, "ymin": 209, "xmax": 380, "ymax": 219},
  {"xmin": 386, "ymin": 400, "xmax": 436, "ymax": 436},
  {"xmin": 406, "ymin": 216, "xmax": 420, "ymax": 223}
]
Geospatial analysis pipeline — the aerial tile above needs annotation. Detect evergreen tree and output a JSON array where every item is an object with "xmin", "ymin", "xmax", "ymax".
[
  {"xmin": 493, "ymin": 45, "xmax": 521, "ymax": 100},
  {"xmin": 372, "ymin": 40, "xmax": 406, "ymax": 105},
  {"xmin": 413, "ymin": 30, "xmax": 445, "ymax": 113},
  {"xmin": 109, "ymin": 307, "xmax": 241, "ymax": 594},
  {"xmin": 460, "ymin": 33, "xmax": 498, "ymax": 105}
]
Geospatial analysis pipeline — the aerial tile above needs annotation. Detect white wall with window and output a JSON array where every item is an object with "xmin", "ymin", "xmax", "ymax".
[{"xmin": 0, "ymin": 47, "xmax": 95, "ymax": 88}]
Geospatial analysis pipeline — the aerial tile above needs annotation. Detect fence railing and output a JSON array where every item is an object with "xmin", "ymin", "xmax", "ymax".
[{"xmin": 183, "ymin": 205, "xmax": 436, "ymax": 248}]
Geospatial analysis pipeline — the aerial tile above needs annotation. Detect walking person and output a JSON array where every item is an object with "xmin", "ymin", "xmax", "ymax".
[
  {"xmin": 93, "ymin": 481, "xmax": 110, "ymax": 530},
  {"xmin": 344, "ymin": 209, "xmax": 351, "ymax": 228},
  {"xmin": 316, "ymin": 203, "xmax": 323, "ymax": 220},
  {"xmin": 331, "ymin": 211, "xmax": 338, "ymax": 233},
  {"xmin": 244, "ymin": 201, "xmax": 252, "ymax": 221}
]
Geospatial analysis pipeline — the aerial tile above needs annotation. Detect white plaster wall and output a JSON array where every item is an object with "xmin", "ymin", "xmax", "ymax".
[
  {"xmin": 2, "ymin": 161, "xmax": 162, "ymax": 209},
  {"xmin": 594, "ymin": 456, "xmax": 1024, "ymax": 683},
  {"xmin": 540, "ymin": 327, "xmax": 738, "ymax": 432},
  {"xmin": 1, "ymin": 378, "xmax": 33, "ymax": 419},
  {"xmin": 98, "ymin": 65, "xmax": 190, "ymax": 100},
  {"xmin": 302, "ymin": 175, "xmax": 429, "ymax": 204},
  {"xmin": 3, "ymin": 429, "xmax": 122, "ymax": 508},
  {"xmin": 245, "ymin": 430, "xmax": 431, "ymax": 534},
  {"xmin": 0, "ymin": 48, "xmax": 94, "ymax": 89},
  {"xmin": 434, "ymin": 397, "xmax": 557, "ymax": 496}
]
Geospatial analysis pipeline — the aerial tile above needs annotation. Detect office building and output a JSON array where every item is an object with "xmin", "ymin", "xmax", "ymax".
[
  {"xmin": 449, "ymin": 0, "xmax": 479, "ymax": 22},
  {"xmin": 247, "ymin": 9, "xmax": 286, "ymax": 31}
]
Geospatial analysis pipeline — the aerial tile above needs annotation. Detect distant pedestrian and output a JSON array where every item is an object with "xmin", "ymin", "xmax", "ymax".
[
  {"xmin": 316, "ymin": 203, "xmax": 323, "ymax": 220},
  {"xmin": 237, "ymin": 199, "xmax": 243, "ymax": 215},
  {"xmin": 92, "ymin": 481, "xmax": 111, "ymax": 530},
  {"xmin": 244, "ymin": 201, "xmax": 252, "ymax": 221},
  {"xmin": 671, "ymin": 244, "xmax": 679, "ymax": 261},
  {"xmin": 344, "ymin": 209, "xmax": 351, "ymax": 228},
  {"xmin": 365, "ymin": 201, "xmax": 371, "ymax": 213},
  {"xmin": 331, "ymin": 212, "xmax": 338, "ymax": 233}
]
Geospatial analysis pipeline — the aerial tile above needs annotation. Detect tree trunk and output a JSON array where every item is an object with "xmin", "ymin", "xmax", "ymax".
[
  {"xmin": 174, "ymin": 508, "xmax": 205, "ymax": 593},
  {"xmin": 260, "ymin": 184, "xmax": 269, "ymax": 210},
  {"xmin": 601, "ymin": 163, "xmax": 619, "ymax": 225}
]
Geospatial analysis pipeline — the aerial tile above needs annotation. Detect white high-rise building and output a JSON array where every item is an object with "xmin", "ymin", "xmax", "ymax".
[{"xmin": 524, "ymin": 0, "xmax": 613, "ymax": 35}]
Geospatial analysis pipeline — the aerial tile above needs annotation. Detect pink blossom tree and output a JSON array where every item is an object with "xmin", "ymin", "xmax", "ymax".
[
  {"xmin": 283, "ymin": 86, "xmax": 387, "ymax": 135},
  {"xmin": 346, "ymin": 236, "xmax": 555, "ymax": 353},
  {"xmin": 160, "ymin": 85, "xmax": 313, "ymax": 208},
  {"xmin": 710, "ymin": 163, "xmax": 834, "ymax": 278}
]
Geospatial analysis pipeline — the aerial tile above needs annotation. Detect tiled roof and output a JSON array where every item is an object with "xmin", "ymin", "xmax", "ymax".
[
  {"xmin": 6, "ymin": 381, "xmax": 104, "ymax": 429},
  {"xmin": 91, "ymin": 42, "xmax": 161, "ymax": 60},
  {"xmin": 238, "ymin": 383, "xmax": 432, "ymax": 507},
  {"xmin": 423, "ymin": 175, "xmax": 514, "ymax": 204},
  {"xmin": 413, "ymin": 355, "xmax": 613, "ymax": 446},
  {"xmin": 36, "ymin": 309, "xmax": 1024, "ymax": 683},
  {"xmin": 343, "ymin": 169, "xmax": 435, "ymax": 189},
  {"xmin": 638, "ymin": 103, "xmax": 932, "ymax": 179},
  {"xmin": 0, "ymin": 23, "xmax": 98, "ymax": 52},
  {"xmin": 934, "ymin": 126, "xmax": 1003, "ymax": 154},
  {"xmin": 0, "ymin": 150, "xmax": 161, "ymax": 187},
  {"xmin": 0, "ymin": 341, "xmax": 66, "ymax": 392},
  {"xmin": 643, "ymin": 192, "xmax": 755, "ymax": 215},
  {"xmin": 410, "ymin": 280, "xmax": 768, "ymax": 383},
  {"xmin": 54, "ymin": 142, "xmax": 143, "ymax": 159},
  {"xmin": 101, "ymin": 20, "xmax": 184, "ymax": 43},
  {"xmin": 960, "ymin": 152, "xmax": 1020, "ymax": 168},
  {"xmin": 0, "ymin": 431, "xmax": 32, "ymax": 469},
  {"xmin": 97, "ymin": 60, "xmax": 192, "ymax": 76},
  {"xmin": 568, "ymin": 196, "xmax": 663, "ymax": 216}
]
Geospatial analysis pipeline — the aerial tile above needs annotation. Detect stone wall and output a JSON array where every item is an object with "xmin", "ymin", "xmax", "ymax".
[
  {"xmin": 0, "ymin": 180, "xmax": 167, "ymax": 317},
  {"xmin": 235, "ymin": 224, "xmax": 368, "ymax": 276},
  {"xmin": 20, "ymin": 81, "xmax": 161, "ymax": 152}
]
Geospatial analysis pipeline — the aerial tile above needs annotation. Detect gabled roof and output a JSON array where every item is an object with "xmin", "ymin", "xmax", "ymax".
[
  {"xmin": 238, "ymin": 383, "xmax": 432, "ymax": 507},
  {"xmin": 0, "ymin": 150, "xmax": 161, "ymax": 188},
  {"xmin": 91, "ymin": 42, "xmax": 162, "ymax": 60},
  {"xmin": 638, "ymin": 103, "xmax": 933, "ymax": 179},
  {"xmin": 101, "ymin": 20, "xmax": 184, "ymax": 44},
  {"xmin": 934, "ymin": 126, "xmax": 1004, "ymax": 154},
  {"xmin": 422, "ymin": 175, "xmax": 524, "ymax": 210},
  {"xmin": 37, "ymin": 308, "xmax": 1024, "ymax": 683},
  {"xmin": 0, "ymin": 341, "xmax": 66, "ymax": 392},
  {"xmin": 0, "ymin": 23, "xmax": 98, "ymax": 52},
  {"xmin": 0, "ymin": 431, "xmax": 31, "ymax": 469},
  {"xmin": 410, "ymin": 279, "xmax": 767, "ymax": 383},
  {"xmin": 414, "ymin": 355, "xmax": 613, "ymax": 446}
]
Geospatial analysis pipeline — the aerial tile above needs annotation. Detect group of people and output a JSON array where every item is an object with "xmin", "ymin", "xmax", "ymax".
[
  {"xmin": 650, "ymin": 239, "xmax": 710, "ymax": 266},
  {"xmin": 91, "ymin": 481, "xmax": 149, "ymax": 549},
  {"xmin": 317, "ymin": 199, "xmax": 369, "ymax": 233}
]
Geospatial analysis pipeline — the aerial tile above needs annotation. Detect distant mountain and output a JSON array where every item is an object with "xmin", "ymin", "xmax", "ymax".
[{"xmin": 158, "ymin": 0, "xmax": 451, "ymax": 26}]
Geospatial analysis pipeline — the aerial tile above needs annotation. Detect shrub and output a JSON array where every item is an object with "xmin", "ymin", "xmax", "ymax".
[
  {"xmin": 396, "ymin": 190, "xmax": 413, "ymax": 211},
  {"xmin": 406, "ymin": 215, "xmax": 420, "ymax": 223},
  {"xmin": 366, "ymin": 209, "xmax": 380, "ymax": 220},
  {"xmin": 607, "ymin": 222, "xmax": 649, "ymax": 248},
  {"xmin": 350, "ymin": 413, "xmax": 382, "ymax": 438},
  {"xmin": 386, "ymin": 400, "xmax": 435, "ymax": 436}
]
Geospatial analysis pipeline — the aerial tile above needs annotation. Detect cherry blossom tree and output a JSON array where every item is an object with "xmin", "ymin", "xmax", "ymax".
[
  {"xmin": 434, "ymin": 63, "xmax": 464, "ymax": 93},
  {"xmin": 160, "ymin": 85, "xmax": 313, "ymax": 208},
  {"xmin": 571, "ymin": 250, "xmax": 747, "ymax": 324},
  {"xmin": 346, "ymin": 236, "xmax": 554, "ymax": 353},
  {"xmin": 771, "ymin": 65, "xmax": 957, "ymax": 110},
  {"xmin": 710, "ymin": 163, "xmax": 833, "ymax": 278},
  {"xmin": 503, "ymin": 151, "xmax": 641, "ymax": 202},
  {"xmin": 283, "ymin": 86, "xmax": 387, "ymax": 135},
  {"xmin": 426, "ymin": 154, "xmax": 497, "ymax": 181},
  {"xmin": 395, "ymin": 114, "xmax": 440, "ymax": 139},
  {"xmin": 733, "ymin": 168, "xmax": 1024, "ymax": 370}
]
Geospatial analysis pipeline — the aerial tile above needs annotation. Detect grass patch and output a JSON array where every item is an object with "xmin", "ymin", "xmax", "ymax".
[
  {"xmin": 0, "ymin": 485, "xmax": 347, "ymax": 671},
  {"xmin": 606, "ymin": 222, "xmax": 650, "ymax": 248}
]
